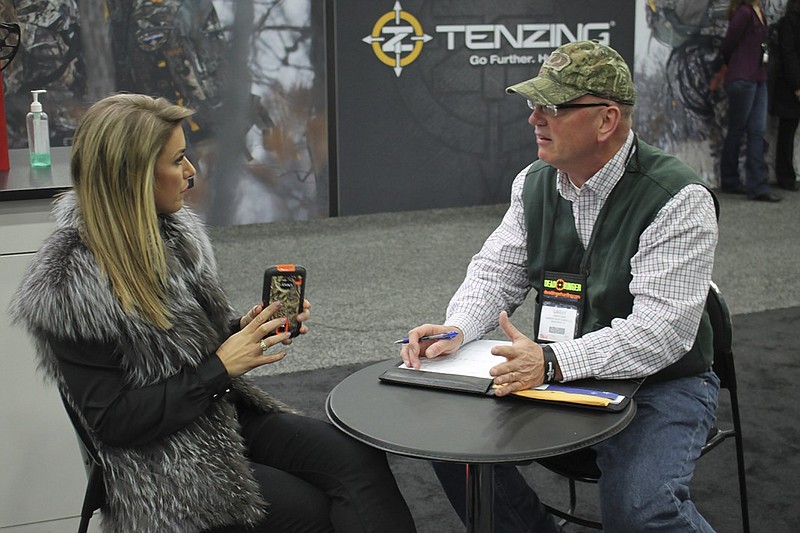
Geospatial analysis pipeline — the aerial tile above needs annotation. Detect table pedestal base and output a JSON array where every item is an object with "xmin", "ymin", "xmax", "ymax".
[{"xmin": 466, "ymin": 463, "xmax": 494, "ymax": 533}]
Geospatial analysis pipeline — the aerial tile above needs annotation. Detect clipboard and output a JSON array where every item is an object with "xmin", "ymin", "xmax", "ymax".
[{"xmin": 378, "ymin": 340, "xmax": 641, "ymax": 412}]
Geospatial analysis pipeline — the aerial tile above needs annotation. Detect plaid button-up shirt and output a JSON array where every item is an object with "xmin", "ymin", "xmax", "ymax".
[{"xmin": 445, "ymin": 131, "xmax": 718, "ymax": 381}]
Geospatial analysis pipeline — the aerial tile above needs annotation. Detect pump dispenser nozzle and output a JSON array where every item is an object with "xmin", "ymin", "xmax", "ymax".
[{"xmin": 30, "ymin": 90, "xmax": 46, "ymax": 113}]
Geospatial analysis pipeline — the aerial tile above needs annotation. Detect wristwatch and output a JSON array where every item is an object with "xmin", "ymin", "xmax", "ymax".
[{"xmin": 540, "ymin": 344, "xmax": 559, "ymax": 383}]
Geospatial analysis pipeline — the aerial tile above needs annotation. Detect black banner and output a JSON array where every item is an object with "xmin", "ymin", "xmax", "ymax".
[{"xmin": 334, "ymin": 0, "xmax": 635, "ymax": 215}]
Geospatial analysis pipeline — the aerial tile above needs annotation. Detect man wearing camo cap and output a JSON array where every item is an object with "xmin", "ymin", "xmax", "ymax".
[{"xmin": 403, "ymin": 40, "xmax": 719, "ymax": 532}]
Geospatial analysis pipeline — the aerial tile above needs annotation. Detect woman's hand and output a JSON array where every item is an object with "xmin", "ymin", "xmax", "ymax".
[
  {"xmin": 240, "ymin": 299, "xmax": 312, "ymax": 335},
  {"xmin": 240, "ymin": 303, "xmax": 263, "ymax": 330},
  {"xmin": 217, "ymin": 302, "xmax": 292, "ymax": 378},
  {"xmin": 291, "ymin": 300, "xmax": 311, "ymax": 340}
]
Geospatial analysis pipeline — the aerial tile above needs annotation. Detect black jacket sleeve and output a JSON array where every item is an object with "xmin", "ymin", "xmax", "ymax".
[
  {"xmin": 54, "ymin": 336, "xmax": 233, "ymax": 447},
  {"xmin": 781, "ymin": 13, "xmax": 800, "ymax": 91}
]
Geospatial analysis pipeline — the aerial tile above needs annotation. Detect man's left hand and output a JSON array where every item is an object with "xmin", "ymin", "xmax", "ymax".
[{"xmin": 489, "ymin": 311, "xmax": 545, "ymax": 397}]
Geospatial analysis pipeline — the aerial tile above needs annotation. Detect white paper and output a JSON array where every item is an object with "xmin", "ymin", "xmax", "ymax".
[{"xmin": 399, "ymin": 339, "xmax": 511, "ymax": 379}]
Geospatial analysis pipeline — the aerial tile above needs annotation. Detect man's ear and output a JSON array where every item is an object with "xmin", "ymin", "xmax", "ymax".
[{"xmin": 596, "ymin": 105, "xmax": 622, "ymax": 142}]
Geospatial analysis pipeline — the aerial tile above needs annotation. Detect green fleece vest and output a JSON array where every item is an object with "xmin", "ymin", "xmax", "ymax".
[{"xmin": 522, "ymin": 138, "xmax": 714, "ymax": 382}]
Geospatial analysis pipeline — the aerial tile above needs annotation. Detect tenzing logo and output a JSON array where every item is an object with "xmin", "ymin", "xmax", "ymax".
[{"xmin": 362, "ymin": 1, "xmax": 432, "ymax": 77}]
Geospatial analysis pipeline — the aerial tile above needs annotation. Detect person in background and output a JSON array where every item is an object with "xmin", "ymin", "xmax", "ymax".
[
  {"xmin": 401, "ymin": 41, "xmax": 720, "ymax": 532},
  {"xmin": 11, "ymin": 93, "xmax": 416, "ymax": 533},
  {"xmin": 720, "ymin": 0, "xmax": 782, "ymax": 201},
  {"xmin": 771, "ymin": 0, "xmax": 800, "ymax": 191}
]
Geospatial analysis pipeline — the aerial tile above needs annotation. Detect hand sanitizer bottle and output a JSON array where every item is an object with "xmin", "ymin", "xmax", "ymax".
[{"xmin": 26, "ymin": 90, "xmax": 51, "ymax": 168}]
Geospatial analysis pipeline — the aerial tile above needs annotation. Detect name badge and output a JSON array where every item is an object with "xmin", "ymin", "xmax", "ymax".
[{"xmin": 537, "ymin": 271, "xmax": 584, "ymax": 343}]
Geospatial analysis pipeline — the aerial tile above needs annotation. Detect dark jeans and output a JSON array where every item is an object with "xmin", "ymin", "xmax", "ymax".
[
  {"xmin": 205, "ymin": 411, "xmax": 416, "ymax": 533},
  {"xmin": 776, "ymin": 116, "xmax": 799, "ymax": 187},
  {"xmin": 721, "ymin": 80, "xmax": 771, "ymax": 197}
]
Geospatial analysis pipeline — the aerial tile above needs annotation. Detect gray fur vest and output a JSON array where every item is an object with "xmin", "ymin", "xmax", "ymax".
[{"xmin": 11, "ymin": 192, "xmax": 293, "ymax": 532}]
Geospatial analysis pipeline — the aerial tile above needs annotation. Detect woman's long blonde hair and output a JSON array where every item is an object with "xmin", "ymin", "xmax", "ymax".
[{"xmin": 70, "ymin": 93, "xmax": 194, "ymax": 329}]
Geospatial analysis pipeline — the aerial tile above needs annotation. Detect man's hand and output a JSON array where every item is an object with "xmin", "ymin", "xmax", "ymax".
[
  {"xmin": 400, "ymin": 324, "xmax": 463, "ymax": 369},
  {"xmin": 489, "ymin": 311, "xmax": 546, "ymax": 397}
]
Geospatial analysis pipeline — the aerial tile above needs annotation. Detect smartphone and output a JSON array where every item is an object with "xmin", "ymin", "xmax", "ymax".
[{"xmin": 262, "ymin": 264, "xmax": 307, "ymax": 337}]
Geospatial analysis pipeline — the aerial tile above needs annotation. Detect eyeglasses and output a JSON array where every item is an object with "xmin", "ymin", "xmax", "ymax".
[{"xmin": 527, "ymin": 100, "xmax": 610, "ymax": 117}]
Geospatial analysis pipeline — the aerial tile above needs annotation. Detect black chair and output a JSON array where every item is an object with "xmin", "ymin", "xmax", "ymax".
[
  {"xmin": 61, "ymin": 395, "xmax": 106, "ymax": 533},
  {"xmin": 535, "ymin": 282, "xmax": 750, "ymax": 532}
]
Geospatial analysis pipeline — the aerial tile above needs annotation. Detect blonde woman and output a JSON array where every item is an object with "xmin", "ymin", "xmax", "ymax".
[{"xmin": 12, "ymin": 94, "xmax": 416, "ymax": 533}]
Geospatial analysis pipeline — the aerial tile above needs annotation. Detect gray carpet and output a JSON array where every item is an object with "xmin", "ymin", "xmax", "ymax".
[{"xmin": 209, "ymin": 189, "xmax": 800, "ymax": 532}]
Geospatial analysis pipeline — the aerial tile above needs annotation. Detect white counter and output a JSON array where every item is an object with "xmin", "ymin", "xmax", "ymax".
[{"xmin": 0, "ymin": 153, "xmax": 94, "ymax": 530}]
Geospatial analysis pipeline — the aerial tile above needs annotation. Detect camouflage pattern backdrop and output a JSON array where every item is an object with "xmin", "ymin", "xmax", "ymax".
[
  {"xmin": 634, "ymin": 0, "xmax": 788, "ymax": 185},
  {"xmin": 1, "ymin": 0, "xmax": 328, "ymax": 225}
]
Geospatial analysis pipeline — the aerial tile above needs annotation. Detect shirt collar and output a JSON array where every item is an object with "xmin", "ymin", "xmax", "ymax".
[{"xmin": 556, "ymin": 130, "xmax": 636, "ymax": 201}]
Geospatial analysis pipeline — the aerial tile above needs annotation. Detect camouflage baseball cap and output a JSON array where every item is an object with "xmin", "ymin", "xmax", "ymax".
[{"xmin": 506, "ymin": 40, "xmax": 636, "ymax": 106}]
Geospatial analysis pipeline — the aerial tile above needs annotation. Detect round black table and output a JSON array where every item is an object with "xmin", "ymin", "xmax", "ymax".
[{"xmin": 325, "ymin": 359, "xmax": 636, "ymax": 533}]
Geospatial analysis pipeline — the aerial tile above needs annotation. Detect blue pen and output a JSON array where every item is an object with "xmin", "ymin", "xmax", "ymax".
[
  {"xmin": 538, "ymin": 384, "xmax": 621, "ymax": 401},
  {"xmin": 393, "ymin": 331, "xmax": 459, "ymax": 344}
]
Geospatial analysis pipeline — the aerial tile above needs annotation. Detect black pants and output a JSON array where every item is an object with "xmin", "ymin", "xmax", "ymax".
[
  {"xmin": 205, "ymin": 410, "xmax": 416, "ymax": 533},
  {"xmin": 776, "ymin": 116, "xmax": 799, "ymax": 187}
]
